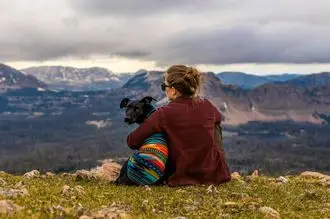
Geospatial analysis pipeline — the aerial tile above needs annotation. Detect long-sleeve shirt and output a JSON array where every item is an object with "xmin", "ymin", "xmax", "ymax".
[{"xmin": 127, "ymin": 96, "xmax": 231, "ymax": 186}]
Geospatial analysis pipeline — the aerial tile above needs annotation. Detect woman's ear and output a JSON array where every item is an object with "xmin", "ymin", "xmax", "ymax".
[{"xmin": 172, "ymin": 87, "xmax": 179, "ymax": 98}]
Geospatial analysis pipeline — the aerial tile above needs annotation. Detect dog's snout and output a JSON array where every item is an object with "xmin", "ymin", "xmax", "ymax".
[{"xmin": 124, "ymin": 117, "xmax": 130, "ymax": 122}]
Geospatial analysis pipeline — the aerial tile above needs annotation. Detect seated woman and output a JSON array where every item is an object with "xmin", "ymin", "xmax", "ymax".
[{"xmin": 127, "ymin": 64, "xmax": 231, "ymax": 186}]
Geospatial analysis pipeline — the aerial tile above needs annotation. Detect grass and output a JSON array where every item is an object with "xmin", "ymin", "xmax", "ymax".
[{"xmin": 0, "ymin": 172, "xmax": 330, "ymax": 218}]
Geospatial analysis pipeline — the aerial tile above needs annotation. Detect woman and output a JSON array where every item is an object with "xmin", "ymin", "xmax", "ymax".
[{"xmin": 127, "ymin": 65, "xmax": 231, "ymax": 186}]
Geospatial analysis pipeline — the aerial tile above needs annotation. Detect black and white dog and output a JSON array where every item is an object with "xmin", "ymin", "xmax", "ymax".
[{"xmin": 115, "ymin": 96, "xmax": 168, "ymax": 185}]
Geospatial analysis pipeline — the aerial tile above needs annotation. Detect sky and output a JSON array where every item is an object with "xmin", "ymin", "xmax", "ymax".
[{"xmin": 1, "ymin": 0, "xmax": 330, "ymax": 75}]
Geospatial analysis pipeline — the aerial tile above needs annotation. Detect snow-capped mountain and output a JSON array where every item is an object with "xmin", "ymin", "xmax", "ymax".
[
  {"xmin": 22, "ymin": 66, "xmax": 134, "ymax": 91},
  {"xmin": 0, "ymin": 63, "xmax": 46, "ymax": 90}
]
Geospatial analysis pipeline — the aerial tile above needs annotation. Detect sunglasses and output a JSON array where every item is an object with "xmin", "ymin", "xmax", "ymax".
[{"xmin": 161, "ymin": 83, "xmax": 172, "ymax": 91}]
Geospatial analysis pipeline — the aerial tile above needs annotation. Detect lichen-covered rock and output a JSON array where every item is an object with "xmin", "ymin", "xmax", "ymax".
[
  {"xmin": 276, "ymin": 176, "xmax": 289, "ymax": 184},
  {"xmin": 14, "ymin": 181, "xmax": 25, "ymax": 189},
  {"xmin": 0, "ymin": 188, "xmax": 29, "ymax": 198},
  {"xmin": 300, "ymin": 171, "xmax": 326, "ymax": 179},
  {"xmin": 61, "ymin": 185, "xmax": 71, "ymax": 196},
  {"xmin": 258, "ymin": 206, "xmax": 281, "ymax": 219},
  {"xmin": 79, "ymin": 216, "xmax": 92, "ymax": 219},
  {"xmin": 320, "ymin": 176, "xmax": 330, "ymax": 187},
  {"xmin": 92, "ymin": 160, "xmax": 122, "ymax": 182},
  {"xmin": 206, "ymin": 185, "xmax": 218, "ymax": 194},
  {"xmin": 61, "ymin": 185, "xmax": 85, "ymax": 198},
  {"xmin": 23, "ymin": 170, "xmax": 40, "ymax": 179},
  {"xmin": 46, "ymin": 172, "xmax": 55, "ymax": 177},
  {"xmin": 75, "ymin": 169, "xmax": 94, "ymax": 180},
  {"xmin": 0, "ymin": 178, "xmax": 6, "ymax": 186},
  {"xmin": 0, "ymin": 200, "xmax": 23, "ymax": 214},
  {"xmin": 231, "ymin": 172, "xmax": 241, "ymax": 180},
  {"xmin": 92, "ymin": 202, "xmax": 130, "ymax": 219},
  {"xmin": 75, "ymin": 160, "xmax": 122, "ymax": 182},
  {"xmin": 74, "ymin": 185, "xmax": 85, "ymax": 195},
  {"xmin": 224, "ymin": 202, "xmax": 240, "ymax": 208}
]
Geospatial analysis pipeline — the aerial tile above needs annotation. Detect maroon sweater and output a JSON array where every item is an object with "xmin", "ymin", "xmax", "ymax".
[{"xmin": 127, "ymin": 96, "xmax": 231, "ymax": 186}]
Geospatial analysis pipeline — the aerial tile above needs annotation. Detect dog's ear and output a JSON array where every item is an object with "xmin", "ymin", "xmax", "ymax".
[
  {"xmin": 140, "ymin": 96, "xmax": 156, "ymax": 105},
  {"xmin": 120, "ymin": 98, "xmax": 130, "ymax": 108}
]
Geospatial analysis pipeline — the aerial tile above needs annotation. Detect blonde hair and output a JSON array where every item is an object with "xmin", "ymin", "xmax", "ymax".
[{"xmin": 165, "ymin": 65, "xmax": 202, "ymax": 100}]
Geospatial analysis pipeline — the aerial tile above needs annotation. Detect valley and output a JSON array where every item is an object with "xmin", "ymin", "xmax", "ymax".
[{"xmin": 0, "ymin": 63, "xmax": 329, "ymax": 176}]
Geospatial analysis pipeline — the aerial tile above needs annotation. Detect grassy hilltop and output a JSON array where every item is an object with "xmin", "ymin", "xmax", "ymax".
[{"xmin": 0, "ymin": 171, "xmax": 330, "ymax": 219}]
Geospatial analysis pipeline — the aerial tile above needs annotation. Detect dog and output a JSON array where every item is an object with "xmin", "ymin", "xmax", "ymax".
[{"xmin": 115, "ymin": 96, "xmax": 168, "ymax": 185}]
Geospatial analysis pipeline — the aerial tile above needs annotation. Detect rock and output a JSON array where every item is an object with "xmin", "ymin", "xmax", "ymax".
[
  {"xmin": 224, "ymin": 202, "xmax": 240, "ymax": 208},
  {"xmin": 0, "ymin": 178, "xmax": 6, "ymax": 186},
  {"xmin": 206, "ymin": 185, "xmax": 218, "ymax": 194},
  {"xmin": 276, "ymin": 176, "xmax": 289, "ymax": 184},
  {"xmin": 258, "ymin": 206, "xmax": 281, "ymax": 219},
  {"xmin": 0, "ymin": 188, "xmax": 29, "ymax": 198},
  {"xmin": 251, "ymin": 169, "xmax": 259, "ymax": 177},
  {"xmin": 14, "ymin": 181, "xmax": 25, "ymax": 189},
  {"xmin": 46, "ymin": 172, "xmax": 55, "ymax": 177},
  {"xmin": 300, "ymin": 171, "xmax": 326, "ymax": 179},
  {"xmin": 61, "ymin": 185, "xmax": 71, "ymax": 196},
  {"xmin": 61, "ymin": 185, "xmax": 85, "ymax": 198},
  {"xmin": 52, "ymin": 205, "xmax": 70, "ymax": 214},
  {"xmin": 23, "ymin": 170, "xmax": 40, "ymax": 179},
  {"xmin": 142, "ymin": 200, "xmax": 149, "ymax": 206},
  {"xmin": 92, "ymin": 203, "xmax": 130, "ymax": 219},
  {"xmin": 93, "ymin": 161, "xmax": 122, "ymax": 182},
  {"xmin": 75, "ymin": 170, "xmax": 94, "ymax": 180},
  {"xmin": 176, "ymin": 189, "xmax": 186, "ymax": 193},
  {"xmin": 0, "ymin": 171, "xmax": 6, "ymax": 174},
  {"xmin": 119, "ymin": 213, "xmax": 131, "ymax": 219},
  {"xmin": 74, "ymin": 186, "xmax": 85, "ymax": 195},
  {"xmin": 75, "ymin": 160, "xmax": 122, "ymax": 182},
  {"xmin": 300, "ymin": 171, "xmax": 330, "ymax": 187},
  {"xmin": 320, "ymin": 176, "xmax": 330, "ymax": 187},
  {"xmin": 231, "ymin": 172, "xmax": 241, "ymax": 180},
  {"xmin": 0, "ymin": 200, "xmax": 23, "ymax": 214},
  {"xmin": 144, "ymin": 185, "xmax": 151, "ymax": 191},
  {"xmin": 79, "ymin": 216, "xmax": 92, "ymax": 219}
]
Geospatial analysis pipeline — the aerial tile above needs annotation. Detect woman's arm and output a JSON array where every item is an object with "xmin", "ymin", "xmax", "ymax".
[
  {"xmin": 214, "ymin": 124, "xmax": 224, "ymax": 152},
  {"xmin": 213, "ymin": 105, "xmax": 222, "ymax": 124},
  {"xmin": 127, "ymin": 109, "xmax": 164, "ymax": 149},
  {"xmin": 205, "ymin": 99, "xmax": 222, "ymax": 124},
  {"xmin": 205, "ymin": 99, "xmax": 223, "ymax": 151}
]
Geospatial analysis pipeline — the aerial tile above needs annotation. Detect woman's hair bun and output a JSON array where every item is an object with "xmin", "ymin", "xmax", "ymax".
[
  {"xmin": 166, "ymin": 64, "xmax": 202, "ymax": 96},
  {"xmin": 185, "ymin": 66, "xmax": 201, "ymax": 79}
]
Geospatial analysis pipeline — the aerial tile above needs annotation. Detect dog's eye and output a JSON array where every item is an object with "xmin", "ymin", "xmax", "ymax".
[{"xmin": 134, "ymin": 106, "xmax": 139, "ymax": 111}]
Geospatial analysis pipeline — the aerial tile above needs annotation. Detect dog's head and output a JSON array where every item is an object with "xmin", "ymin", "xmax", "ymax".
[{"xmin": 120, "ymin": 96, "xmax": 157, "ymax": 124}]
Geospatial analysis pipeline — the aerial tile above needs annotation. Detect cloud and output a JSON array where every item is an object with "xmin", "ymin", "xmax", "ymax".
[
  {"xmin": 69, "ymin": 0, "xmax": 219, "ymax": 17},
  {"xmin": 1, "ymin": 0, "xmax": 330, "ymax": 65}
]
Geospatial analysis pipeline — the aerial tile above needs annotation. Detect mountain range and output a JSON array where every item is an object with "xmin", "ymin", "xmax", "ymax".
[
  {"xmin": 0, "ymin": 64, "xmax": 46, "ymax": 91},
  {"xmin": 22, "ymin": 66, "xmax": 133, "ymax": 91},
  {"xmin": 217, "ymin": 72, "xmax": 300, "ymax": 89},
  {"xmin": 122, "ymin": 70, "xmax": 330, "ymax": 125},
  {"xmin": 1, "ymin": 63, "xmax": 330, "ymax": 125}
]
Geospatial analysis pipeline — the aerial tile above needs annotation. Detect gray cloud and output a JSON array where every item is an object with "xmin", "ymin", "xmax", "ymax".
[
  {"xmin": 69, "ymin": 0, "xmax": 220, "ymax": 17},
  {"xmin": 1, "ymin": 0, "xmax": 330, "ymax": 65}
]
